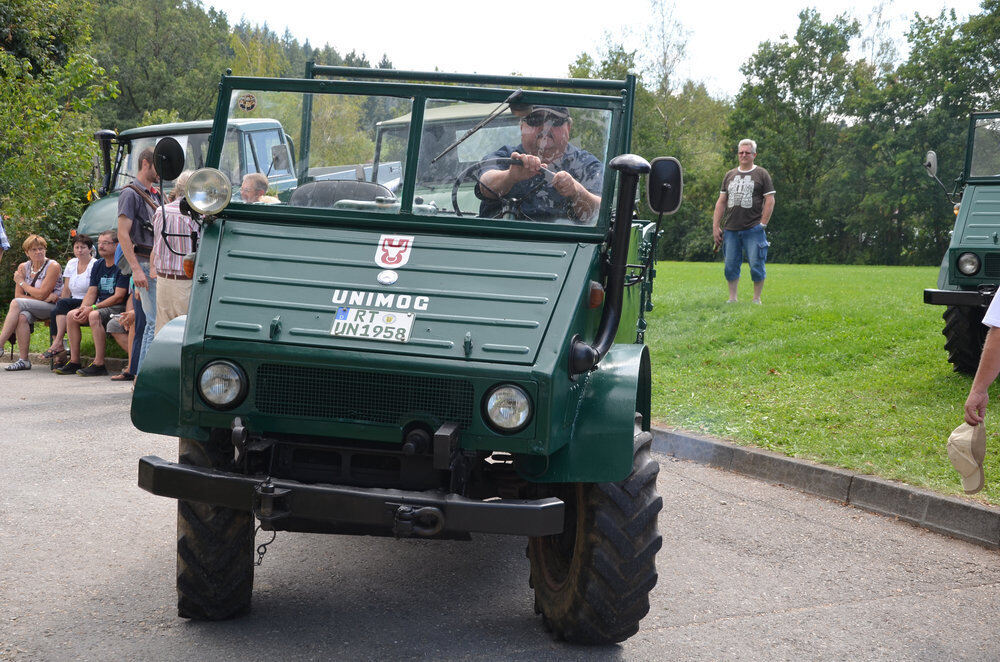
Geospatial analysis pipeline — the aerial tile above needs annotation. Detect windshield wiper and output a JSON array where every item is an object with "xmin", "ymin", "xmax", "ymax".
[{"xmin": 431, "ymin": 89, "xmax": 523, "ymax": 164}]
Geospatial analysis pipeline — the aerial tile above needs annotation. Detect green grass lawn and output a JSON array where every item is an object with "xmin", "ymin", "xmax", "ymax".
[{"xmin": 645, "ymin": 261, "xmax": 997, "ymax": 503}]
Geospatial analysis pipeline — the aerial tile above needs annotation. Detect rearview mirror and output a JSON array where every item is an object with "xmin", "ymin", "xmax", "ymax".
[
  {"xmin": 271, "ymin": 144, "xmax": 290, "ymax": 172},
  {"xmin": 647, "ymin": 157, "xmax": 683, "ymax": 215},
  {"xmin": 924, "ymin": 150, "xmax": 938, "ymax": 178},
  {"xmin": 153, "ymin": 137, "xmax": 185, "ymax": 181}
]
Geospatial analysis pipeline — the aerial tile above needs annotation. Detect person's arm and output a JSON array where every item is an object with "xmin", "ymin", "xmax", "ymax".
[
  {"xmin": 12, "ymin": 261, "xmax": 26, "ymax": 298},
  {"xmin": 18, "ymin": 260, "xmax": 60, "ymax": 300},
  {"xmin": 551, "ymin": 171, "xmax": 601, "ymax": 221},
  {"xmin": 760, "ymin": 193, "xmax": 775, "ymax": 227},
  {"xmin": 965, "ymin": 327, "xmax": 1000, "ymax": 425},
  {"xmin": 70, "ymin": 285, "xmax": 98, "ymax": 323},
  {"xmin": 478, "ymin": 152, "xmax": 542, "ymax": 199},
  {"xmin": 712, "ymin": 192, "xmax": 727, "ymax": 244},
  {"xmin": 117, "ymin": 212, "xmax": 147, "ymax": 289},
  {"xmin": 102, "ymin": 286, "xmax": 128, "ymax": 309}
]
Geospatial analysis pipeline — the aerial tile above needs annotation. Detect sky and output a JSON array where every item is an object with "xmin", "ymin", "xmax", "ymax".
[{"xmin": 207, "ymin": 0, "xmax": 985, "ymax": 98}]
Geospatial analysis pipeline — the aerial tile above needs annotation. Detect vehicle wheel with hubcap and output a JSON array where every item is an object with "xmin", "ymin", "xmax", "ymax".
[
  {"xmin": 943, "ymin": 305, "xmax": 987, "ymax": 374},
  {"xmin": 176, "ymin": 434, "xmax": 254, "ymax": 620},
  {"xmin": 527, "ymin": 414, "xmax": 663, "ymax": 644}
]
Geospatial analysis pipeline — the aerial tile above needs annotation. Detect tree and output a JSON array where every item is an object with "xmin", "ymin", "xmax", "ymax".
[
  {"xmin": 0, "ymin": 0, "xmax": 116, "ymax": 307},
  {"xmin": 728, "ymin": 10, "xmax": 862, "ymax": 263},
  {"xmin": 89, "ymin": 0, "xmax": 231, "ymax": 129}
]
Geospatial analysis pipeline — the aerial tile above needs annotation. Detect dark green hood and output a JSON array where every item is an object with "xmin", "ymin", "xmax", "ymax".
[{"xmin": 204, "ymin": 220, "xmax": 580, "ymax": 365}]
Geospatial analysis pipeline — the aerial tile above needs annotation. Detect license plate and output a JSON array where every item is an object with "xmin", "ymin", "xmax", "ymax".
[{"xmin": 331, "ymin": 307, "xmax": 415, "ymax": 343}]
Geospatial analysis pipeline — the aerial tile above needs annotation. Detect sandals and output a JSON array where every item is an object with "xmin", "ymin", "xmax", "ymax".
[
  {"xmin": 42, "ymin": 347, "xmax": 67, "ymax": 359},
  {"xmin": 4, "ymin": 358, "xmax": 32, "ymax": 371},
  {"xmin": 111, "ymin": 371, "xmax": 135, "ymax": 382}
]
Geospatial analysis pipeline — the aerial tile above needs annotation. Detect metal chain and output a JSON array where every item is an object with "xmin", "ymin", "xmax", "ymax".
[{"xmin": 253, "ymin": 524, "xmax": 277, "ymax": 567}]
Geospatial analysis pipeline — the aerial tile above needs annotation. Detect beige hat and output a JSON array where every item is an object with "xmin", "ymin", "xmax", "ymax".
[{"xmin": 947, "ymin": 422, "xmax": 987, "ymax": 494}]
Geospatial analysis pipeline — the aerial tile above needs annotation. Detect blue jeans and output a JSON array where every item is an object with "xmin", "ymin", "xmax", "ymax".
[
  {"xmin": 135, "ymin": 257, "xmax": 157, "ymax": 372},
  {"xmin": 723, "ymin": 224, "xmax": 769, "ymax": 282}
]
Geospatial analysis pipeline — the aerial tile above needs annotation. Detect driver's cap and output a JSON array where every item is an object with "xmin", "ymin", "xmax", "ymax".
[{"xmin": 528, "ymin": 105, "xmax": 570, "ymax": 119}]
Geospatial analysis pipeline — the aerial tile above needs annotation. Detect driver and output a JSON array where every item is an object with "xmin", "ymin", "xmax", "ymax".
[{"xmin": 476, "ymin": 105, "xmax": 603, "ymax": 222}]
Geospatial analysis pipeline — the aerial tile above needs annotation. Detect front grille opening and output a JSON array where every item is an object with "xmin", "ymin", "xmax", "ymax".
[
  {"xmin": 985, "ymin": 254, "xmax": 1000, "ymax": 278},
  {"xmin": 291, "ymin": 447, "xmax": 343, "ymax": 471},
  {"xmin": 255, "ymin": 363, "xmax": 474, "ymax": 428},
  {"xmin": 350, "ymin": 453, "xmax": 401, "ymax": 482}
]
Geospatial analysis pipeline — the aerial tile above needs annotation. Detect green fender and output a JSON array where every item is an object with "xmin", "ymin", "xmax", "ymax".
[
  {"xmin": 130, "ymin": 315, "xmax": 209, "ymax": 441},
  {"xmin": 529, "ymin": 343, "xmax": 651, "ymax": 483}
]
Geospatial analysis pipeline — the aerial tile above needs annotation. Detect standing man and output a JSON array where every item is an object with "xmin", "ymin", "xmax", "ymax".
[
  {"xmin": 712, "ymin": 139, "xmax": 775, "ymax": 304},
  {"xmin": 151, "ymin": 171, "xmax": 197, "ymax": 333},
  {"xmin": 117, "ymin": 148, "xmax": 160, "ymax": 371}
]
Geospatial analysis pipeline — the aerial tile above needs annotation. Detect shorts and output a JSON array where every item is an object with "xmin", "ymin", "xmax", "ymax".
[
  {"xmin": 97, "ymin": 304, "xmax": 126, "ymax": 329},
  {"xmin": 15, "ymin": 297, "xmax": 56, "ymax": 324},
  {"xmin": 722, "ymin": 224, "xmax": 769, "ymax": 282}
]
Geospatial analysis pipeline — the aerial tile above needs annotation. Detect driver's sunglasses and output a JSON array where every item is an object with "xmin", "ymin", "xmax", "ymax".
[{"xmin": 523, "ymin": 113, "xmax": 568, "ymax": 128}]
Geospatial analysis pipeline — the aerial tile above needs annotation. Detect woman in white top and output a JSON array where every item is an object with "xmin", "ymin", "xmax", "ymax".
[{"xmin": 43, "ymin": 234, "xmax": 96, "ymax": 360}]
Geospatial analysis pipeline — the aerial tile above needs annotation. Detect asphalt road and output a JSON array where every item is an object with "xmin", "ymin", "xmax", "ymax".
[{"xmin": 3, "ymin": 369, "xmax": 1000, "ymax": 661}]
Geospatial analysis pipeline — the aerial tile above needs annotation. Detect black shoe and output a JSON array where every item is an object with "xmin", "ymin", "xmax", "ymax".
[
  {"xmin": 53, "ymin": 361, "xmax": 82, "ymax": 375},
  {"xmin": 77, "ymin": 362, "xmax": 108, "ymax": 377}
]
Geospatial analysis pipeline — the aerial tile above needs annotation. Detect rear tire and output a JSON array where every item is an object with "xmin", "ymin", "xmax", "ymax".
[
  {"xmin": 527, "ymin": 415, "xmax": 663, "ymax": 644},
  {"xmin": 943, "ymin": 305, "xmax": 986, "ymax": 375},
  {"xmin": 176, "ymin": 435, "xmax": 254, "ymax": 620}
]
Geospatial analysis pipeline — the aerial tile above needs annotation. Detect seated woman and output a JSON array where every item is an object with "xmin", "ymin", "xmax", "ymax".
[
  {"xmin": 0, "ymin": 234, "xmax": 64, "ymax": 371},
  {"xmin": 43, "ymin": 234, "xmax": 96, "ymax": 361}
]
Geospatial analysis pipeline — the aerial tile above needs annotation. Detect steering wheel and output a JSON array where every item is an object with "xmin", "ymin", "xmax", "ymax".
[{"xmin": 450, "ymin": 157, "xmax": 547, "ymax": 219}]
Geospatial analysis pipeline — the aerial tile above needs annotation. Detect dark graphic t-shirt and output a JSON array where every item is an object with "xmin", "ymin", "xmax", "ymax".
[
  {"xmin": 721, "ymin": 166, "xmax": 775, "ymax": 231},
  {"xmin": 89, "ymin": 259, "xmax": 129, "ymax": 303},
  {"xmin": 476, "ymin": 143, "xmax": 604, "ymax": 222}
]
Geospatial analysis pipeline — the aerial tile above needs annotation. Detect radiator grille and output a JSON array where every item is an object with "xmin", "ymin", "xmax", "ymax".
[
  {"xmin": 985, "ymin": 253, "xmax": 1000, "ymax": 278},
  {"xmin": 255, "ymin": 363, "xmax": 474, "ymax": 428}
]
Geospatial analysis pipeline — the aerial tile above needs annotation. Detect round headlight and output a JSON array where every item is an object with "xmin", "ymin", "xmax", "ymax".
[
  {"xmin": 198, "ymin": 361, "xmax": 247, "ymax": 409},
  {"xmin": 185, "ymin": 168, "xmax": 232, "ymax": 215},
  {"xmin": 957, "ymin": 252, "xmax": 981, "ymax": 276},
  {"xmin": 483, "ymin": 384, "xmax": 532, "ymax": 433}
]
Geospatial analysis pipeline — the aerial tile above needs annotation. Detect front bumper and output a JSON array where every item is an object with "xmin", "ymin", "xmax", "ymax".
[
  {"xmin": 923, "ymin": 288, "xmax": 995, "ymax": 307},
  {"xmin": 138, "ymin": 455, "xmax": 564, "ymax": 537}
]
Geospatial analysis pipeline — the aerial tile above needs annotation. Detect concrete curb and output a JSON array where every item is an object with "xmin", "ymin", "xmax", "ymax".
[{"xmin": 652, "ymin": 427, "xmax": 1000, "ymax": 550}]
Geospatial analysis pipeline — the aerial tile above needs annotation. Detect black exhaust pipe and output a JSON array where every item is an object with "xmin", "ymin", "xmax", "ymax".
[{"xmin": 569, "ymin": 154, "xmax": 650, "ymax": 375}]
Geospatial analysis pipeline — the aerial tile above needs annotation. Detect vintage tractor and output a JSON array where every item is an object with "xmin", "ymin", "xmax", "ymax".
[
  {"xmin": 924, "ymin": 111, "xmax": 1000, "ymax": 374},
  {"xmin": 133, "ymin": 65, "xmax": 682, "ymax": 644}
]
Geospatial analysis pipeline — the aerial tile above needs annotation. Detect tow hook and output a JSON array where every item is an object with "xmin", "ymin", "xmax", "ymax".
[
  {"xmin": 392, "ymin": 505, "xmax": 444, "ymax": 537},
  {"xmin": 253, "ymin": 480, "xmax": 291, "ymax": 523}
]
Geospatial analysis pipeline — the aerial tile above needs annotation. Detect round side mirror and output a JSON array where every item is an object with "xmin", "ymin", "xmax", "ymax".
[
  {"xmin": 153, "ymin": 137, "xmax": 185, "ymax": 181},
  {"xmin": 647, "ymin": 157, "xmax": 683, "ymax": 215},
  {"xmin": 924, "ymin": 150, "xmax": 938, "ymax": 179}
]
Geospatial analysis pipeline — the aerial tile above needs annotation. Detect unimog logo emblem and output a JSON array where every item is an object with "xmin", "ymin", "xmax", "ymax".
[{"xmin": 376, "ymin": 234, "xmax": 414, "ymax": 268}]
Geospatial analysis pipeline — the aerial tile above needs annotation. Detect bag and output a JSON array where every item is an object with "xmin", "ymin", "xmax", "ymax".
[{"xmin": 114, "ymin": 243, "xmax": 130, "ymax": 276}]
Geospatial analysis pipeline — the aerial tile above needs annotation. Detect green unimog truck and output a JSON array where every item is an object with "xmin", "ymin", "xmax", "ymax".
[
  {"xmin": 133, "ymin": 64, "xmax": 682, "ymax": 644},
  {"xmin": 924, "ymin": 111, "xmax": 1000, "ymax": 373}
]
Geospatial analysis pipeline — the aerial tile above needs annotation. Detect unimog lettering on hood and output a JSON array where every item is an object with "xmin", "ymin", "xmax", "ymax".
[
  {"xmin": 132, "ymin": 62, "xmax": 683, "ymax": 645},
  {"xmin": 331, "ymin": 289, "xmax": 430, "ymax": 311}
]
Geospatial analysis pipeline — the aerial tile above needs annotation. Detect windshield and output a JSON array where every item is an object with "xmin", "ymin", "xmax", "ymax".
[
  {"xmin": 222, "ymin": 86, "xmax": 615, "ymax": 226},
  {"xmin": 970, "ymin": 115, "xmax": 1000, "ymax": 179},
  {"xmin": 113, "ymin": 132, "xmax": 213, "ymax": 194}
]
